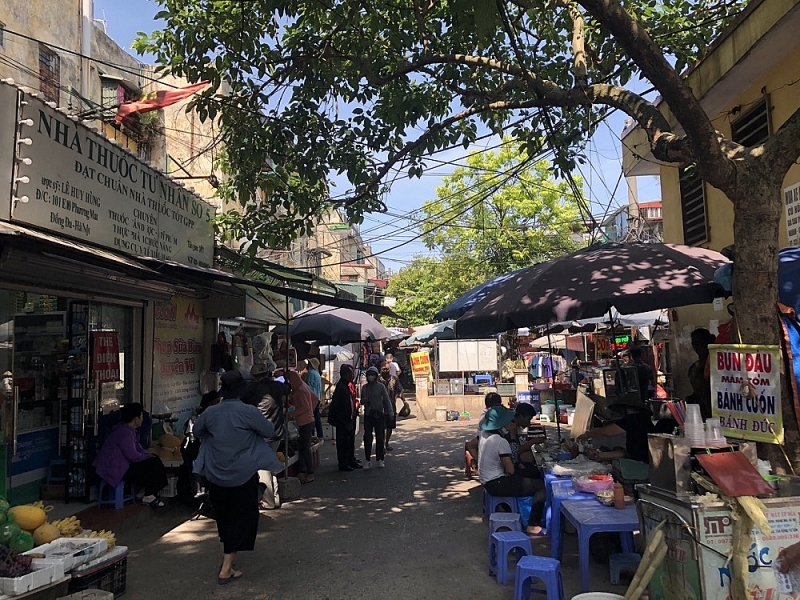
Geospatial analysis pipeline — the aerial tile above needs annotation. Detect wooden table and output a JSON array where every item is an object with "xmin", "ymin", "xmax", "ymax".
[{"xmin": 556, "ymin": 499, "xmax": 639, "ymax": 592}]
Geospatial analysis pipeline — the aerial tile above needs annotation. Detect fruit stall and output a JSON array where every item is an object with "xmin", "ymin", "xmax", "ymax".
[{"xmin": 0, "ymin": 500, "xmax": 123, "ymax": 598}]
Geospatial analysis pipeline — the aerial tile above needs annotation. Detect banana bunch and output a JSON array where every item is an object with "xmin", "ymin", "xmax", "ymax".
[
  {"xmin": 31, "ymin": 500, "xmax": 54, "ymax": 512},
  {"xmin": 51, "ymin": 516, "xmax": 82, "ymax": 537},
  {"xmin": 87, "ymin": 529, "xmax": 116, "ymax": 550}
]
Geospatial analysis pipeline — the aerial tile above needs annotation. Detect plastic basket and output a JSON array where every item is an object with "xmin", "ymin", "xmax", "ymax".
[
  {"xmin": 551, "ymin": 479, "xmax": 576, "ymax": 499},
  {"xmin": 68, "ymin": 555, "xmax": 127, "ymax": 597},
  {"xmin": 160, "ymin": 476, "xmax": 178, "ymax": 498}
]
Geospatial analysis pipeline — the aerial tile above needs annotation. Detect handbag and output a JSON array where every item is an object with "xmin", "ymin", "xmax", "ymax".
[{"xmin": 398, "ymin": 401, "xmax": 411, "ymax": 418}]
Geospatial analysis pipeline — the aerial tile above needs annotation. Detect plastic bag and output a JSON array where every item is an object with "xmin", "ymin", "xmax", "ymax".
[
  {"xmin": 398, "ymin": 402, "xmax": 411, "ymax": 418},
  {"xmin": 517, "ymin": 495, "xmax": 533, "ymax": 527},
  {"xmin": 287, "ymin": 421, "xmax": 300, "ymax": 440}
]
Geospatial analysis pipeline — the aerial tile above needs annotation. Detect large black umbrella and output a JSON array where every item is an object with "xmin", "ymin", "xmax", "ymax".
[
  {"xmin": 456, "ymin": 242, "xmax": 730, "ymax": 337},
  {"xmin": 290, "ymin": 305, "xmax": 395, "ymax": 345},
  {"xmin": 435, "ymin": 268, "xmax": 526, "ymax": 321}
]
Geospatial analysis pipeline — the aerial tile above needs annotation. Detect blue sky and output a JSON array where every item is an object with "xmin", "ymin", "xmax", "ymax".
[{"xmin": 93, "ymin": 0, "xmax": 660, "ymax": 271}]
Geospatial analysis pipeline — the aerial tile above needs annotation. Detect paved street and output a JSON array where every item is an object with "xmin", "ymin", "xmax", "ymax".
[{"xmin": 125, "ymin": 418, "xmax": 627, "ymax": 599}]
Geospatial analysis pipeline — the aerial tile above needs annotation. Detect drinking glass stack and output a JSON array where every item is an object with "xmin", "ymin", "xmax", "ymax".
[
  {"xmin": 705, "ymin": 418, "xmax": 727, "ymax": 447},
  {"xmin": 684, "ymin": 404, "xmax": 706, "ymax": 447}
]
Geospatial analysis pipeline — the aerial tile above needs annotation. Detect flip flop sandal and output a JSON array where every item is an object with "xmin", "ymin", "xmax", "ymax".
[
  {"xmin": 218, "ymin": 570, "xmax": 243, "ymax": 585},
  {"xmin": 527, "ymin": 529, "xmax": 547, "ymax": 538},
  {"xmin": 300, "ymin": 475, "xmax": 315, "ymax": 484}
]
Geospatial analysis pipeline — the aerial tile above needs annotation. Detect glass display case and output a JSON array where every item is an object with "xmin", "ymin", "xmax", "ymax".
[{"xmin": 13, "ymin": 312, "xmax": 67, "ymax": 433}]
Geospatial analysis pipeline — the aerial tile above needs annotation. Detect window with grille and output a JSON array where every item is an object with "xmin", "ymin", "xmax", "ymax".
[
  {"xmin": 38, "ymin": 44, "xmax": 60, "ymax": 104},
  {"xmin": 731, "ymin": 98, "xmax": 770, "ymax": 146},
  {"xmin": 356, "ymin": 249, "xmax": 365, "ymax": 264},
  {"xmin": 679, "ymin": 167, "xmax": 709, "ymax": 245}
]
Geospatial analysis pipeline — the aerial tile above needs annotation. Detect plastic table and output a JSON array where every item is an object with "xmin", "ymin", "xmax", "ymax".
[
  {"xmin": 556, "ymin": 499, "xmax": 638, "ymax": 593},
  {"xmin": 547, "ymin": 484, "xmax": 594, "ymax": 559}
]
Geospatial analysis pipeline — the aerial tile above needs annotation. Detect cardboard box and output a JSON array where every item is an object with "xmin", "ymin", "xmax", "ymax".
[{"xmin": 41, "ymin": 484, "xmax": 66, "ymax": 501}]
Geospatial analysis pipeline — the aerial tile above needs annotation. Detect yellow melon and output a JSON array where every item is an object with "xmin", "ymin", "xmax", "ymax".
[
  {"xmin": 9, "ymin": 505, "xmax": 47, "ymax": 532},
  {"xmin": 32, "ymin": 522, "xmax": 61, "ymax": 545}
]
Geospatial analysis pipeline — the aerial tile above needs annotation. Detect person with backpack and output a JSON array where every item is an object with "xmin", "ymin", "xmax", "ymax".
[{"xmin": 360, "ymin": 366, "xmax": 394, "ymax": 469}]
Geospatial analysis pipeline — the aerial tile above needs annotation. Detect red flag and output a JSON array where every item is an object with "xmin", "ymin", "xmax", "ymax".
[{"xmin": 115, "ymin": 81, "xmax": 210, "ymax": 123}]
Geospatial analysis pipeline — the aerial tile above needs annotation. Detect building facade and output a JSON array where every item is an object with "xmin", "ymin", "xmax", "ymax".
[{"xmin": 622, "ymin": 0, "xmax": 800, "ymax": 396}]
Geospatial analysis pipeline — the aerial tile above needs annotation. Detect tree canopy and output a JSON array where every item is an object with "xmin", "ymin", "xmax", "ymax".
[
  {"xmin": 384, "ymin": 255, "xmax": 474, "ymax": 326},
  {"xmin": 134, "ymin": 0, "xmax": 745, "ymax": 252},
  {"xmin": 385, "ymin": 143, "xmax": 582, "ymax": 324},
  {"xmin": 417, "ymin": 140, "xmax": 582, "ymax": 280},
  {"xmin": 135, "ymin": 0, "xmax": 800, "ymax": 350}
]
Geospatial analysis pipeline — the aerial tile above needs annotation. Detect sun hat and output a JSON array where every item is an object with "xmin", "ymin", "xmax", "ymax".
[
  {"xmin": 307, "ymin": 357, "xmax": 320, "ymax": 370},
  {"xmin": 250, "ymin": 363, "xmax": 273, "ymax": 378},
  {"xmin": 481, "ymin": 406, "xmax": 516, "ymax": 431}
]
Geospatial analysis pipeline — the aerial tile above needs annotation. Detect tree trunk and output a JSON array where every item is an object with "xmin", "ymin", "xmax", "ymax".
[{"xmin": 731, "ymin": 172, "xmax": 797, "ymax": 470}]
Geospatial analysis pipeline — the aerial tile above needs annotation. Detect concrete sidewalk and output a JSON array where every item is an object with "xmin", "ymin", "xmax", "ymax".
[{"xmin": 121, "ymin": 419, "xmax": 630, "ymax": 599}]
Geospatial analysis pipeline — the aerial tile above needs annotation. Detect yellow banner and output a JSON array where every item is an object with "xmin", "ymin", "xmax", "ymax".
[
  {"xmin": 410, "ymin": 351, "xmax": 432, "ymax": 377},
  {"xmin": 710, "ymin": 344, "xmax": 783, "ymax": 444}
]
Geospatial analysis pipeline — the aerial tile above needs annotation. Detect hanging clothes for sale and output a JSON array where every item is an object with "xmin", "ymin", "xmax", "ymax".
[{"xmin": 528, "ymin": 353, "xmax": 568, "ymax": 380}]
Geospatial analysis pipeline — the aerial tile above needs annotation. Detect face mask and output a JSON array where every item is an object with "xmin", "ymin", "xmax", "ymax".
[{"xmin": 367, "ymin": 374, "xmax": 378, "ymax": 381}]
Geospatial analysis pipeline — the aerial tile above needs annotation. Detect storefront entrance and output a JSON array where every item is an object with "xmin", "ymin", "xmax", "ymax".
[{"xmin": 0, "ymin": 291, "xmax": 141, "ymax": 503}]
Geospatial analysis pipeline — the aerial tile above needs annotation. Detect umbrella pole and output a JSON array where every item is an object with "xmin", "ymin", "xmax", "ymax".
[
  {"xmin": 609, "ymin": 306, "xmax": 625, "ymax": 406},
  {"xmin": 546, "ymin": 328, "xmax": 562, "ymax": 440},
  {"xmin": 284, "ymin": 291, "xmax": 290, "ymax": 481}
]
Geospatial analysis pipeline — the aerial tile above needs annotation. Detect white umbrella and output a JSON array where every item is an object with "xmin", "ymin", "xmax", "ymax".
[{"xmin": 318, "ymin": 345, "xmax": 355, "ymax": 361}]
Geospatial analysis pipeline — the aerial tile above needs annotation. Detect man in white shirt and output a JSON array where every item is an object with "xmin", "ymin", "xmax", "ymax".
[
  {"xmin": 385, "ymin": 353, "xmax": 401, "ymax": 379},
  {"xmin": 479, "ymin": 406, "xmax": 546, "ymax": 537}
]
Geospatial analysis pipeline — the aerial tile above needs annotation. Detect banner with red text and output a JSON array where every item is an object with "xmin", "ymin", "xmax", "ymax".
[
  {"xmin": 92, "ymin": 331, "xmax": 120, "ymax": 385},
  {"xmin": 710, "ymin": 344, "xmax": 783, "ymax": 443},
  {"xmin": 152, "ymin": 296, "xmax": 204, "ymax": 432}
]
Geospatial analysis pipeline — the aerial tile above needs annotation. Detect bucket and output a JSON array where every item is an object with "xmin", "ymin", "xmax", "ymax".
[
  {"xmin": 541, "ymin": 403, "xmax": 556, "ymax": 420},
  {"xmin": 435, "ymin": 406, "xmax": 448, "ymax": 422},
  {"xmin": 571, "ymin": 594, "xmax": 625, "ymax": 600}
]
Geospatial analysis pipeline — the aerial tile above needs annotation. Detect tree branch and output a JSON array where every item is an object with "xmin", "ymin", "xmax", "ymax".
[
  {"xmin": 764, "ymin": 104, "xmax": 800, "ymax": 175},
  {"xmin": 576, "ymin": 0, "xmax": 733, "ymax": 179}
]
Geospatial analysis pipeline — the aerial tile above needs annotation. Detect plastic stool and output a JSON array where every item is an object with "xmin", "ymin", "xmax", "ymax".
[
  {"xmin": 609, "ymin": 552, "xmax": 642, "ymax": 585},
  {"xmin": 490, "ymin": 512, "xmax": 523, "ymax": 535},
  {"xmin": 489, "ymin": 531, "xmax": 533, "ymax": 585},
  {"xmin": 46, "ymin": 458, "xmax": 67, "ymax": 484},
  {"xmin": 484, "ymin": 490, "xmax": 519, "ymax": 517},
  {"xmin": 514, "ymin": 555, "xmax": 564, "ymax": 600},
  {"xmin": 97, "ymin": 479, "xmax": 135, "ymax": 509}
]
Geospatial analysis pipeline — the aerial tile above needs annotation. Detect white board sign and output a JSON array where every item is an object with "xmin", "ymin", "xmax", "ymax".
[
  {"xmin": 784, "ymin": 182, "xmax": 800, "ymax": 247},
  {"xmin": 12, "ymin": 91, "xmax": 215, "ymax": 267},
  {"xmin": 438, "ymin": 339, "xmax": 498, "ymax": 372}
]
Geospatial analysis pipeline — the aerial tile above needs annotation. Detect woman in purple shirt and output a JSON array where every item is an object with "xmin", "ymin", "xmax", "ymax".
[{"xmin": 93, "ymin": 402, "xmax": 168, "ymax": 508}]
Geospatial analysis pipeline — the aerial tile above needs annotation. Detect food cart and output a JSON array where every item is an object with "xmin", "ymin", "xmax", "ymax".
[{"xmin": 638, "ymin": 482, "xmax": 800, "ymax": 600}]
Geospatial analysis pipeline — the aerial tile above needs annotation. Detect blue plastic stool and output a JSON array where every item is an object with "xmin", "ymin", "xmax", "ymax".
[
  {"xmin": 489, "ymin": 531, "xmax": 533, "ymax": 585},
  {"xmin": 609, "ymin": 552, "xmax": 642, "ymax": 584},
  {"xmin": 97, "ymin": 479, "xmax": 135, "ymax": 509},
  {"xmin": 46, "ymin": 458, "xmax": 67, "ymax": 484},
  {"xmin": 514, "ymin": 555, "xmax": 564, "ymax": 600},
  {"xmin": 484, "ymin": 490, "xmax": 519, "ymax": 517},
  {"xmin": 490, "ymin": 512, "xmax": 523, "ymax": 536}
]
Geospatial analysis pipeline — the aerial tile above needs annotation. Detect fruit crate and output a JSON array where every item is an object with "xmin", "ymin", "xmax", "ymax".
[{"xmin": 67, "ymin": 554, "xmax": 127, "ymax": 597}]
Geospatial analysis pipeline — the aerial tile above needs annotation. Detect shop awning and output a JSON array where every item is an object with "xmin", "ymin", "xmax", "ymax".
[
  {"xmin": 215, "ymin": 245, "xmax": 355, "ymax": 300},
  {"xmin": 134, "ymin": 256, "xmax": 399, "ymax": 317},
  {"xmin": 0, "ymin": 222, "xmax": 186, "ymax": 299}
]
